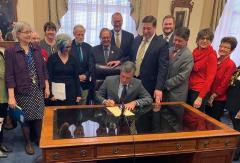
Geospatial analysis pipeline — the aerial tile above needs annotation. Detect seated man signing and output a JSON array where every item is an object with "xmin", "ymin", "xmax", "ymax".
[{"xmin": 95, "ymin": 61, "xmax": 153, "ymax": 110}]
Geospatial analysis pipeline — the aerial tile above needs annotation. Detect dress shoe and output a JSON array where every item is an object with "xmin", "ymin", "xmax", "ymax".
[
  {"xmin": 0, "ymin": 144, "xmax": 12, "ymax": 153},
  {"xmin": 25, "ymin": 143, "xmax": 34, "ymax": 155},
  {"xmin": 0, "ymin": 150, "xmax": 8, "ymax": 158}
]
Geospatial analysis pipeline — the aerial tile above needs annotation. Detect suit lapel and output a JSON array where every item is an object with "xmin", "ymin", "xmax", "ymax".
[{"xmin": 141, "ymin": 35, "xmax": 157, "ymax": 64}]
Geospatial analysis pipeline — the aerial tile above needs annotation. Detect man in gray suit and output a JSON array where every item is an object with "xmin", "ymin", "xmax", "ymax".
[
  {"xmin": 157, "ymin": 27, "xmax": 193, "ymax": 132},
  {"xmin": 95, "ymin": 61, "xmax": 152, "ymax": 110}
]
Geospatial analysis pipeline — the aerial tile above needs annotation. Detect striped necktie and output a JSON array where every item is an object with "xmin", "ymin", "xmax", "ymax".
[{"xmin": 135, "ymin": 40, "xmax": 147, "ymax": 77}]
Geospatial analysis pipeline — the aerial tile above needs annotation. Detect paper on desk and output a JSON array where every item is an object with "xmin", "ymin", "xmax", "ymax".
[
  {"xmin": 106, "ymin": 106, "xmax": 135, "ymax": 117},
  {"xmin": 52, "ymin": 82, "xmax": 66, "ymax": 100}
]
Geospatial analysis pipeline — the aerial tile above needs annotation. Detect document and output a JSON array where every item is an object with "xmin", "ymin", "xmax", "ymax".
[
  {"xmin": 106, "ymin": 106, "xmax": 135, "ymax": 117},
  {"xmin": 52, "ymin": 82, "xmax": 66, "ymax": 100}
]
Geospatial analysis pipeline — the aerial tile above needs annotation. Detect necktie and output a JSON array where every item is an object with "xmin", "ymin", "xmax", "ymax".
[
  {"xmin": 115, "ymin": 33, "xmax": 121, "ymax": 48},
  {"xmin": 77, "ymin": 44, "xmax": 83, "ymax": 63},
  {"xmin": 120, "ymin": 85, "xmax": 127, "ymax": 103},
  {"xmin": 164, "ymin": 36, "xmax": 169, "ymax": 42},
  {"xmin": 135, "ymin": 40, "xmax": 147, "ymax": 77},
  {"xmin": 170, "ymin": 49, "xmax": 178, "ymax": 60},
  {"xmin": 104, "ymin": 48, "xmax": 109, "ymax": 63}
]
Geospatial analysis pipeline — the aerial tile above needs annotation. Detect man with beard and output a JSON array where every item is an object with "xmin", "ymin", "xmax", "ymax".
[{"xmin": 159, "ymin": 15, "xmax": 175, "ymax": 47}]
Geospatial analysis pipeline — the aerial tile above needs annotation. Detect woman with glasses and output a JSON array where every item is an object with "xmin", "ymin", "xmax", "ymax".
[
  {"xmin": 187, "ymin": 28, "xmax": 217, "ymax": 112},
  {"xmin": 4, "ymin": 22, "xmax": 49, "ymax": 155},
  {"xmin": 47, "ymin": 34, "xmax": 82, "ymax": 106},
  {"xmin": 206, "ymin": 37, "xmax": 237, "ymax": 121}
]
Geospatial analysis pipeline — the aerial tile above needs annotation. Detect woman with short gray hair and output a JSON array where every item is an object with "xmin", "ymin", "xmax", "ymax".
[
  {"xmin": 5, "ymin": 21, "xmax": 49, "ymax": 155},
  {"xmin": 47, "ymin": 33, "xmax": 82, "ymax": 106}
]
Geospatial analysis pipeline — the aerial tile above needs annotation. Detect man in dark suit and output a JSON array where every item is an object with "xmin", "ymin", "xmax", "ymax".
[
  {"xmin": 69, "ymin": 24, "xmax": 95, "ymax": 104},
  {"xmin": 111, "ymin": 12, "xmax": 134, "ymax": 61},
  {"xmin": 92, "ymin": 28, "xmax": 124, "ymax": 80},
  {"xmin": 96, "ymin": 61, "xmax": 152, "ymax": 110},
  {"xmin": 160, "ymin": 27, "xmax": 193, "ymax": 132},
  {"xmin": 159, "ymin": 15, "xmax": 175, "ymax": 47},
  {"xmin": 130, "ymin": 15, "xmax": 169, "ymax": 104}
]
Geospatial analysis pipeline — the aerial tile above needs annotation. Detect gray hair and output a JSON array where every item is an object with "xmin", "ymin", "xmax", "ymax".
[
  {"xmin": 56, "ymin": 33, "xmax": 72, "ymax": 52},
  {"xmin": 73, "ymin": 24, "xmax": 85, "ymax": 33},
  {"xmin": 12, "ymin": 21, "xmax": 31, "ymax": 41},
  {"xmin": 99, "ymin": 28, "xmax": 112, "ymax": 38},
  {"xmin": 121, "ymin": 61, "xmax": 136, "ymax": 74}
]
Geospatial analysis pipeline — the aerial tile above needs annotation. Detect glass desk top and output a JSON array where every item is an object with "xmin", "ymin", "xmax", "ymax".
[{"xmin": 53, "ymin": 103, "xmax": 220, "ymax": 139}]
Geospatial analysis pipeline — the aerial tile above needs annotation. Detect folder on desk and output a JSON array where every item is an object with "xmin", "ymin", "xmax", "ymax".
[
  {"xmin": 106, "ymin": 106, "xmax": 135, "ymax": 117},
  {"xmin": 8, "ymin": 105, "xmax": 25, "ymax": 123}
]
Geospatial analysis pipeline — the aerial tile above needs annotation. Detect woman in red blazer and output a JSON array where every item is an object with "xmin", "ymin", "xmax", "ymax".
[
  {"xmin": 187, "ymin": 28, "xmax": 217, "ymax": 112},
  {"xmin": 206, "ymin": 37, "xmax": 237, "ymax": 121}
]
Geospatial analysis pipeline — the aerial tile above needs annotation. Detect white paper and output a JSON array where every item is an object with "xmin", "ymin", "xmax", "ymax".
[
  {"xmin": 52, "ymin": 82, "xmax": 66, "ymax": 100},
  {"xmin": 106, "ymin": 106, "xmax": 135, "ymax": 117}
]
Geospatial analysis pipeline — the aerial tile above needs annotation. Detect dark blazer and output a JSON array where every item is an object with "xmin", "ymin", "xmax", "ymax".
[
  {"xmin": 95, "ymin": 75, "xmax": 153, "ymax": 106},
  {"xmin": 130, "ymin": 35, "xmax": 169, "ymax": 96},
  {"xmin": 69, "ymin": 40, "xmax": 94, "ymax": 90},
  {"xmin": 92, "ymin": 44, "xmax": 123, "ymax": 80},
  {"xmin": 159, "ymin": 33, "xmax": 174, "ymax": 48},
  {"xmin": 111, "ymin": 30, "xmax": 134, "ymax": 61},
  {"xmin": 92, "ymin": 44, "xmax": 123, "ymax": 65},
  {"xmin": 5, "ymin": 43, "xmax": 48, "ymax": 94}
]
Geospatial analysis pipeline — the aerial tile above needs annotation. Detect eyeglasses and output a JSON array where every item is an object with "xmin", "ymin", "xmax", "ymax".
[
  {"xmin": 19, "ymin": 31, "xmax": 32, "ymax": 34},
  {"xmin": 219, "ymin": 45, "xmax": 231, "ymax": 50}
]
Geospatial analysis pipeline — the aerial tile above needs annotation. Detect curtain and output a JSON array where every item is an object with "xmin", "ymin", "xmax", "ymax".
[
  {"xmin": 129, "ymin": 0, "xmax": 159, "ymax": 33},
  {"xmin": 58, "ymin": 0, "xmax": 137, "ymax": 46},
  {"xmin": 49, "ymin": 0, "xmax": 69, "ymax": 29},
  {"xmin": 212, "ymin": 0, "xmax": 240, "ymax": 66},
  {"xmin": 210, "ymin": 0, "xmax": 227, "ymax": 31}
]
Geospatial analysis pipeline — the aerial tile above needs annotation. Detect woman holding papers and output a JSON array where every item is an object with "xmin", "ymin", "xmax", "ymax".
[
  {"xmin": 47, "ymin": 33, "xmax": 81, "ymax": 106},
  {"xmin": 5, "ymin": 22, "xmax": 49, "ymax": 155}
]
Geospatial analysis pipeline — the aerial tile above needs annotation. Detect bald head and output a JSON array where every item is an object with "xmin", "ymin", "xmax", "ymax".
[{"xmin": 31, "ymin": 31, "xmax": 40, "ymax": 43}]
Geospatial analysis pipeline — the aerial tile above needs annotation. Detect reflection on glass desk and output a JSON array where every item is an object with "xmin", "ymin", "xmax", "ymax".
[
  {"xmin": 40, "ymin": 102, "xmax": 240, "ymax": 163},
  {"xmin": 53, "ymin": 104, "xmax": 220, "ymax": 140}
]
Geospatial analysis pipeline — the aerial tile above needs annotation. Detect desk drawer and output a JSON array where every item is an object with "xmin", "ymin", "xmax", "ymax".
[
  {"xmin": 45, "ymin": 146, "xmax": 94, "ymax": 162},
  {"xmin": 135, "ymin": 140, "xmax": 196, "ymax": 155},
  {"xmin": 197, "ymin": 136, "xmax": 237, "ymax": 150},
  {"xmin": 97, "ymin": 143, "xmax": 134, "ymax": 159}
]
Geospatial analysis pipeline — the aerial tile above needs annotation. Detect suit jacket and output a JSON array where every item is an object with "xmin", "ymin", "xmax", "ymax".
[
  {"xmin": 159, "ymin": 33, "xmax": 174, "ymax": 47},
  {"xmin": 95, "ymin": 75, "xmax": 153, "ymax": 107},
  {"xmin": 69, "ymin": 40, "xmax": 94, "ymax": 90},
  {"xmin": 163, "ymin": 47, "xmax": 193, "ymax": 102},
  {"xmin": 111, "ymin": 30, "xmax": 134, "ymax": 61},
  {"xmin": 130, "ymin": 35, "xmax": 169, "ymax": 96},
  {"xmin": 92, "ymin": 45, "xmax": 123, "ymax": 80}
]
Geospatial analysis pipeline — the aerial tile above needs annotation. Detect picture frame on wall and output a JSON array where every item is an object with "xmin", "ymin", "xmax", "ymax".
[
  {"xmin": 171, "ymin": 0, "xmax": 194, "ymax": 28},
  {"xmin": 0, "ymin": 0, "xmax": 18, "ymax": 39}
]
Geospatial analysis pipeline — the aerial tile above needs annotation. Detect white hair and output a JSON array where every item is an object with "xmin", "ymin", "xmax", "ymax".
[{"xmin": 12, "ymin": 21, "xmax": 31, "ymax": 41}]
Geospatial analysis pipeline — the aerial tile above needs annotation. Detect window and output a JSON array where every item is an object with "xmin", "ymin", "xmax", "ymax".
[
  {"xmin": 58, "ymin": 0, "xmax": 137, "ymax": 46},
  {"xmin": 212, "ymin": 0, "xmax": 240, "ymax": 66}
]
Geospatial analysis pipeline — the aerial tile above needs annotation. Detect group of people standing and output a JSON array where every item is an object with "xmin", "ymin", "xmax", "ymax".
[{"xmin": 0, "ymin": 12, "xmax": 239, "ymax": 161}]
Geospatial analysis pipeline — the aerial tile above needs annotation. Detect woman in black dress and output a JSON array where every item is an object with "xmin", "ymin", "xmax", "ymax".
[{"xmin": 47, "ymin": 33, "xmax": 81, "ymax": 106}]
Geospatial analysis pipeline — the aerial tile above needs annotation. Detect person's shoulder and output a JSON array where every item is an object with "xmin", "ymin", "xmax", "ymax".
[
  {"xmin": 82, "ymin": 42, "xmax": 92, "ymax": 48},
  {"xmin": 122, "ymin": 30, "xmax": 134, "ymax": 37},
  {"xmin": 106, "ymin": 75, "xmax": 119, "ymax": 80}
]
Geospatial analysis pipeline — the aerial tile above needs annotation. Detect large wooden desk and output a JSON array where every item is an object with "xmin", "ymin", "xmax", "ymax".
[{"xmin": 40, "ymin": 102, "xmax": 240, "ymax": 163}]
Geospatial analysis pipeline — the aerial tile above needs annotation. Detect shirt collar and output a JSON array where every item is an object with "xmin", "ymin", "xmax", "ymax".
[
  {"xmin": 143, "ymin": 33, "xmax": 155, "ymax": 43},
  {"xmin": 114, "ymin": 30, "xmax": 122, "ymax": 36}
]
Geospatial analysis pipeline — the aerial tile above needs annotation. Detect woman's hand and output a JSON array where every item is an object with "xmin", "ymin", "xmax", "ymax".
[
  {"xmin": 44, "ymin": 87, "xmax": 50, "ymax": 98},
  {"xmin": 193, "ymin": 97, "xmax": 202, "ymax": 109},
  {"xmin": 8, "ymin": 96, "xmax": 17, "ymax": 108},
  {"xmin": 50, "ymin": 96, "xmax": 57, "ymax": 101}
]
